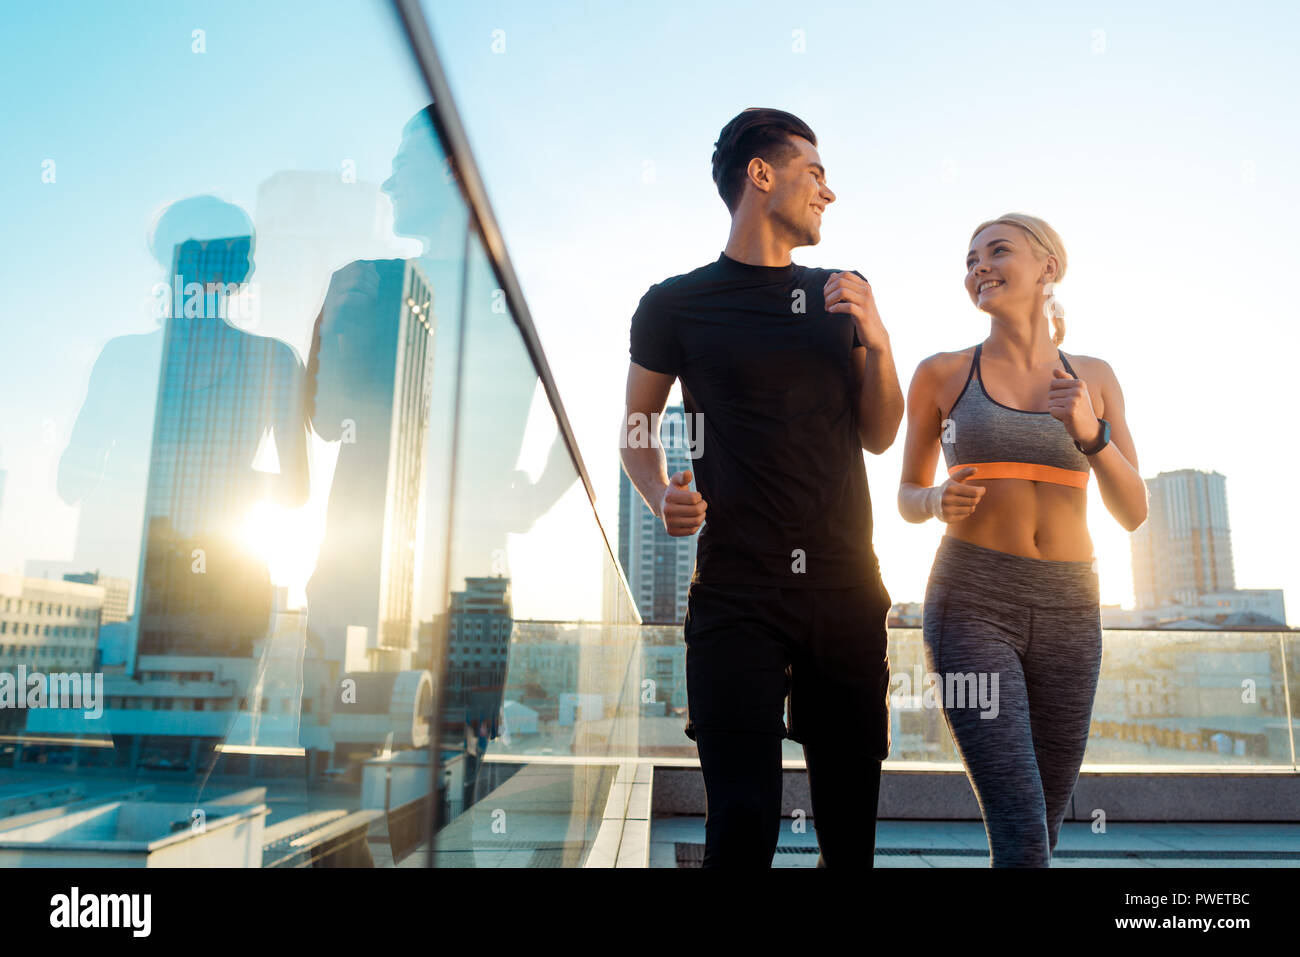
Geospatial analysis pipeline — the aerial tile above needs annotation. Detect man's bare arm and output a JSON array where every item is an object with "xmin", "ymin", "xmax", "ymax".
[
  {"xmin": 620, "ymin": 362, "xmax": 706, "ymax": 535},
  {"xmin": 852, "ymin": 340, "xmax": 905, "ymax": 454},
  {"xmin": 825, "ymin": 271, "xmax": 903, "ymax": 453}
]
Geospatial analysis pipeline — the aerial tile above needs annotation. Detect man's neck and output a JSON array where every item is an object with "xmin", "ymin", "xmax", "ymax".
[{"xmin": 722, "ymin": 212, "xmax": 794, "ymax": 267}]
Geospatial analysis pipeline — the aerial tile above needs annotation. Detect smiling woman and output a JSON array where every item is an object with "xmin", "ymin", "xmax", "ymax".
[
  {"xmin": 900, "ymin": 212, "xmax": 1147, "ymax": 560},
  {"xmin": 895, "ymin": 211, "xmax": 1149, "ymax": 867},
  {"xmin": 966, "ymin": 214, "xmax": 1069, "ymax": 348}
]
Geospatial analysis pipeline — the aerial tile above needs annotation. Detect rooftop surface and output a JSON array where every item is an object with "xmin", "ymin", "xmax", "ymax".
[{"xmin": 651, "ymin": 817, "xmax": 1300, "ymax": 868}]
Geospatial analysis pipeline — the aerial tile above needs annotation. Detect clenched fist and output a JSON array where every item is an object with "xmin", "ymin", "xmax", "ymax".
[
  {"xmin": 1048, "ymin": 368, "xmax": 1101, "ymax": 447},
  {"xmin": 929, "ymin": 466, "xmax": 985, "ymax": 523},
  {"xmin": 824, "ymin": 270, "xmax": 889, "ymax": 351},
  {"xmin": 660, "ymin": 469, "xmax": 706, "ymax": 537}
]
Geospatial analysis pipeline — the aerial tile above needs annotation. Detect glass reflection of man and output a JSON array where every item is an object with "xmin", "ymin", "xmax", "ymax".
[
  {"xmin": 132, "ymin": 197, "xmax": 309, "ymax": 666},
  {"xmin": 304, "ymin": 108, "xmax": 465, "ymax": 677},
  {"xmin": 56, "ymin": 200, "xmax": 258, "ymax": 595},
  {"xmin": 57, "ymin": 195, "xmax": 310, "ymax": 775},
  {"xmin": 306, "ymin": 108, "xmax": 575, "ymax": 808},
  {"xmin": 381, "ymin": 109, "xmax": 575, "ymax": 565}
]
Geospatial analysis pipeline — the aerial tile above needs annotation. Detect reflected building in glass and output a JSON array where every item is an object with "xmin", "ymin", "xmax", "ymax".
[
  {"xmin": 0, "ymin": 574, "xmax": 104, "ymax": 677},
  {"xmin": 306, "ymin": 259, "xmax": 435, "ymax": 673},
  {"xmin": 134, "ymin": 228, "xmax": 310, "ymax": 667},
  {"xmin": 62, "ymin": 571, "xmax": 130, "ymax": 625},
  {"xmin": 437, "ymin": 576, "xmax": 512, "ymax": 743}
]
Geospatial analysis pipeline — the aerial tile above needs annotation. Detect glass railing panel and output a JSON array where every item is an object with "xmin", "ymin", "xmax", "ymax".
[
  {"xmin": 426, "ymin": 226, "xmax": 642, "ymax": 866},
  {"xmin": 1277, "ymin": 631, "xmax": 1298, "ymax": 771},
  {"xmin": 1086, "ymin": 630, "xmax": 1293, "ymax": 768},
  {"xmin": 888, "ymin": 628, "xmax": 1296, "ymax": 770},
  {"xmin": 0, "ymin": 0, "xmax": 469, "ymax": 867},
  {"xmin": 635, "ymin": 627, "xmax": 1298, "ymax": 770}
]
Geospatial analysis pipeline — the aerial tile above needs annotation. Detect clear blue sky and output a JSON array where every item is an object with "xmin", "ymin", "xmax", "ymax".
[{"xmin": 423, "ymin": 0, "xmax": 1300, "ymax": 621}]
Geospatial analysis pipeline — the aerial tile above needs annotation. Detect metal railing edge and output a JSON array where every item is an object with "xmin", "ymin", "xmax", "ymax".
[{"xmin": 390, "ymin": 0, "xmax": 640, "ymax": 624}]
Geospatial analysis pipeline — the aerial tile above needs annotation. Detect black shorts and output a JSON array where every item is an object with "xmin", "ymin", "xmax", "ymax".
[{"xmin": 682, "ymin": 579, "xmax": 892, "ymax": 759}]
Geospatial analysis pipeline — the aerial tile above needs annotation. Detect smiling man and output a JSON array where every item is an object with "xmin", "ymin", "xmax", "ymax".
[{"xmin": 619, "ymin": 107, "xmax": 904, "ymax": 868}]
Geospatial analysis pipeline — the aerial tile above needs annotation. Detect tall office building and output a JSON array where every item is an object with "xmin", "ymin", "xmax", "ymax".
[
  {"xmin": 135, "ymin": 233, "xmax": 310, "ymax": 662},
  {"xmin": 306, "ymin": 259, "xmax": 435, "ymax": 672},
  {"xmin": 1131, "ymin": 469, "xmax": 1235, "ymax": 608},
  {"xmin": 618, "ymin": 405, "xmax": 699, "ymax": 622}
]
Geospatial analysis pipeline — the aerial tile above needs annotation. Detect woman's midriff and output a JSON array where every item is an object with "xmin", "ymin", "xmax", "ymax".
[{"xmin": 944, "ymin": 477, "xmax": 1093, "ymax": 561}]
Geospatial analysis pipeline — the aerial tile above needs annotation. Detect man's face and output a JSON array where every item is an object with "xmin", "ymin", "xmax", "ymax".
[
  {"xmin": 766, "ymin": 135, "xmax": 835, "ymax": 248},
  {"xmin": 381, "ymin": 121, "xmax": 458, "ymax": 245}
]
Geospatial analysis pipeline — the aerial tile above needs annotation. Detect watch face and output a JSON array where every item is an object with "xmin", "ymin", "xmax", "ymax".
[{"xmin": 1092, "ymin": 420, "xmax": 1110, "ymax": 453}]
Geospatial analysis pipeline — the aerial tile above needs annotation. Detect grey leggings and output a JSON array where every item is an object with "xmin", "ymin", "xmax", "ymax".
[{"xmin": 923, "ymin": 535, "xmax": 1102, "ymax": 867}]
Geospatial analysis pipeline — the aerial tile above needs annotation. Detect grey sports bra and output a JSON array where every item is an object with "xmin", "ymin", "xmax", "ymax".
[{"xmin": 940, "ymin": 343, "xmax": 1091, "ymax": 488}]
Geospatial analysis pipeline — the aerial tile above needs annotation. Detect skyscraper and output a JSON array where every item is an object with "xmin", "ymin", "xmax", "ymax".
[
  {"xmin": 1131, "ymin": 469, "xmax": 1235, "ymax": 608},
  {"xmin": 306, "ymin": 259, "xmax": 435, "ymax": 672},
  {"xmin": 618, "ymin": 404, "xmax": 699, "ymax": 622},
  {"xmin": 134, "ymin": 229, "xmax": 310, "ymax": 663}
]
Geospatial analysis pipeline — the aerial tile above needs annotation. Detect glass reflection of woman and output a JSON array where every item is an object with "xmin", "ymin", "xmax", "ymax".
[{"xmin": 897, "ymin": 213, "xmax": 1148, "ymax": 867}]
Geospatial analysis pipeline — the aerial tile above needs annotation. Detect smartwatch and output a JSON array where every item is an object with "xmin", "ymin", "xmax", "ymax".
[{"xmin": 1075, "ymin": 418, "xmax": 1111, "ymax": 456}]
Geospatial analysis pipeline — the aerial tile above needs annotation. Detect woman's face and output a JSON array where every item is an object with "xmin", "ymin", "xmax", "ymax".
[{"xmin": 964, "ymin": 224, "xmax": 1055, "ymax": 315}]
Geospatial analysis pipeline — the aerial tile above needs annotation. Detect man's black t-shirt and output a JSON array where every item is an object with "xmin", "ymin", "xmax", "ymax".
[{"xmin": 629, "ymin": 251, "xmax": 882, "ymax": 590}]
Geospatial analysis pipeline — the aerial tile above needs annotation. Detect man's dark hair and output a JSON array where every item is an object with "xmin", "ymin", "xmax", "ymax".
[{"xmin": 711, "ymin": 108, "xmax": 817, "ymax": 214}]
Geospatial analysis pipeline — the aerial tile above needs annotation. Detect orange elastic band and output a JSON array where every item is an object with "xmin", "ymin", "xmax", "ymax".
[{"xmin": 949, "ymin": 461, "xmax": 1089, "ymax": 488}]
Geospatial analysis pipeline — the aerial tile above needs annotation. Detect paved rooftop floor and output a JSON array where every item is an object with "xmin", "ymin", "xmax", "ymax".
[{"xmin": 651, "ymin": 817, "xmax": 1300, "ymax": 867}]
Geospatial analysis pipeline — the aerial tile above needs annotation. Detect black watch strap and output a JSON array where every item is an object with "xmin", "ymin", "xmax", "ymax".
[{"xmin": 1075, "ymin": 418, "xmax": 1111, "ymax": 455}]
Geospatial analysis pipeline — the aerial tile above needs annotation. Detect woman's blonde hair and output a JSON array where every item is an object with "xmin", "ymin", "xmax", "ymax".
[{"xmin": 969, "ymin": 212, "xmax": 1069, "ymax": 345}]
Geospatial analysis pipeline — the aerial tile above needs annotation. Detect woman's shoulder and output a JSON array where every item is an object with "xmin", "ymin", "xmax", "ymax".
[
  {"xmin": 910, "ymin": 346, "xmax": 980, "ymax": 413},
  {"xmin": 914, "ymin": 345, "xmax": 978, "ymax": 382},
  {"xmin": 1061, "ymin": 350, "xmax": 1119, "ymax": 384}
]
